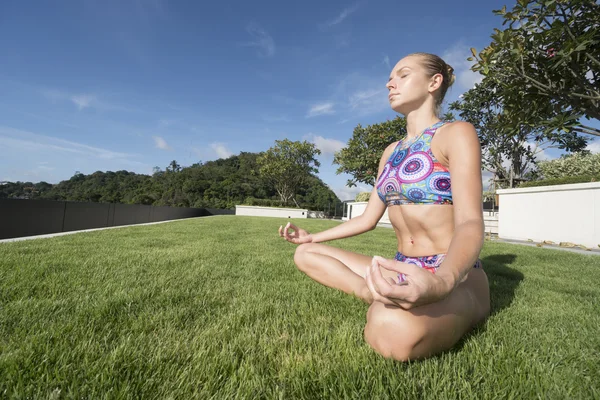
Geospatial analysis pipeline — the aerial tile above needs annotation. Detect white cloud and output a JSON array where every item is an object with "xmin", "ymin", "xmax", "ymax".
[
  {"xmin": 158, "ymin": 118, "xmax": 177, "ymax": 128},
  {"xmin": 307, "ymin": 102, "xmax": 335, "ymax": 118},
  {"xmin": 481, "ymin": 141, "xmax": 551, "ymax": 187},
  {"xmin": 262, "ymin": 115, "xmax": 290, "ymax": 123},
  {"xmin": 523, "ymin": 141, "xmax": 552, "ymax": 161},
  {"xmin": 332, "ymin": 184, "xmax": 372, "ymax": 202},
  {"xmin": 153, "ymin": 136, "xmax": 172, "ymax": 150},
  {"xmin": 481, "ymin": 170, "xmax": 495, "ymax": 191},
  {"xmin": 70, "ymin": 94, "xmax": 96, "ymax": 110},
  {"xmin": 441, "ymin": 44, "xmax": 483, "ymax": 94},
  {"xmin": 41, "ymin": 89, "xmax": 64, "ymax": 103},
  {"xmin": 586, "ymin": 139, "xmax": 600, "ymax": 154},
  {"xmin": 211, "ymin": 143, "xmax": 233, "ymax": 159},
  {"xmin": 349, "ymin": 88, "xmax": 388, "ymax": 113},
  {"xmin": 41, "ymin": 88, "xmax": 131, "ymax": 112},
  {"xmin": 304, "ymin": 134, "xmax": 345, "ymax": 155},
  {"xmin": 321, "ymin": 4, "xmax": 359, "ymax": 28},
  {"xmin": 333, "ymin": 32, "xmax": 351, "ymax": 48},
  {"xmin": 0, "ymin": 126, "xmax": 139, "ymax": 161},
  {"xmin": 329, "ymin": 71, "xmax": 391, "ymax": 118},
  {"xmin": 244, "ymin": 23, "xmax": 275, "ymax": 57},
  {"xmin": 383, "ymin": 54, "xmax": 391, "ymax": 70}
]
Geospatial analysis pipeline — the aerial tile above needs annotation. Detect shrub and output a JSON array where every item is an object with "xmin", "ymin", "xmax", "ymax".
[
  {"xmin": 537, "ymin": 153, "xmax": 600, "ymax": 180},
  {"xmin": 518, "ymin": 175, "xmax": 600, "ymax": 188},
  {"xmin": 241, "ymin": 197, "xmax": 302, "ymax": 208},
  {"xmin": 355, "ymin": 192, "xmax": 371, "ymax": 202}
]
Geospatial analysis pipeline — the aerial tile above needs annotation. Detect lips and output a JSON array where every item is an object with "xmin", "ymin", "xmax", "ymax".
[{"xmin": 388, "ymin": 93, "xmax": 399, "ymax": 100}]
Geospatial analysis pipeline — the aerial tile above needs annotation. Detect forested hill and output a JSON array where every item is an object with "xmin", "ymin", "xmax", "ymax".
[{"xmin": 0, "ymin": 152, "xmax": 342, "ymax": 212}]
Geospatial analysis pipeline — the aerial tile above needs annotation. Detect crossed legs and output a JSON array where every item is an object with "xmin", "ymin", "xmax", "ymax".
[{"xmin": 293, "ymin": 243, "xmax": 491, "ymax": 361}]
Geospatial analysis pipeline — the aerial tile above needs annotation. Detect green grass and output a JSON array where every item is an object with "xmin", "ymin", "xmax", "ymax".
[{"xmin": 1, "ymin": 216, "xmax": 599, "ymax": 399}]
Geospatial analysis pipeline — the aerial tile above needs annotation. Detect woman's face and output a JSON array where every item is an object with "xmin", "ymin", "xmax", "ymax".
[{"xmin": 386, "ymin": 56, "xmax": 440, "ymax": 115}]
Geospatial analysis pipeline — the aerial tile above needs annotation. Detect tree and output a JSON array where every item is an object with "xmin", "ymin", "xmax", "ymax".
[
  {"xmin": 449, "ymin": 77, "xmax": 588, "ymax": 188},
  {"xmin": 257, "ymin": 139, "xmax": 321, "ymax": 206},
  {"xmin": 333, "ymin": 116, "xmax": 407, "ymax": 187},
  {"xmin": 470, "ymin": 0, "xmax": 600, "ymax": 137},
  {"xmin": 166, "ymin": 160, "xmax": 182, "ymax": 173}
]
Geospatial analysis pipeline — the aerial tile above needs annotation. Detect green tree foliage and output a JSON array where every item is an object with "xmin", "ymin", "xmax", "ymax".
[
  {"xmin": 450, "ymin": 78, "xmax": 588, "ymax": 188},
  {"xmin": 0, "ymin": 181, "xmax": 54, "ymax": 200},
  {"xmin": 257, "ymin": 139, "xmax": 321, "ymax": 206},
  {"xmin": 536, "ymin": 151, "xmax": 600, "ymax": 179},
  {"xmin": 470, "ymin": 0, "xmax": 600, "ymax": 137},
  {"xmin": 0, "ymin": 152, "xmax": 341, "ymax": 213},
  {"xmin": 333, "ymin": 116, "xmax": 407, "ymax": 187}
]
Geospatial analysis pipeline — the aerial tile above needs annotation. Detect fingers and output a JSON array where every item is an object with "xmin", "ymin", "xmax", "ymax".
[
  {"xmin": 369, "ymin": 257, "xmax": 415, "ymax": 309},
  {"xmin": 373, "ymin": 255, "xmax": 418, "ymax": 275},
  {"xmin": 369, "ymin": 260, "xmax": 395, "ymax": 298},
  {"xmin": 280, "ymin": 222, "xmax": 311, "ymax": 245},
  {"xmin": 283, "ymin": 222, "xmax": 292, "ymax": 241},
  {"xmin": 365, "ymin": 267, "xmax": 395, "ymax": 306}
]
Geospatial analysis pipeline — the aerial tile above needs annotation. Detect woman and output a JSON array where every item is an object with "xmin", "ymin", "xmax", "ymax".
[{"xmin": 278, "ymin": 52, "xmax": 490, "ymax": 362}]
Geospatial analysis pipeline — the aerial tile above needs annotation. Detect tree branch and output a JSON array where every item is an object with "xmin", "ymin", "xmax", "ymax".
[
  {"xmin": 569, "ymin": 92, "xmax": 600, "ymax": 103},
  {"xmin": 556, "ymin": 3, "xmax": 579, "ymax": 44},
  {"xmin": 517, "ymin": 55, "xmax": 600, "ymax": 102},
  {"xmin": 572, "ymin": 126, "xmax": 600, "ymax": 137}
]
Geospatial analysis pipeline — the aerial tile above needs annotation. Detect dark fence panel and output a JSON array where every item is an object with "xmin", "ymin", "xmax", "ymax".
[
  {"xmin": 63, "ymin": 202, "xmax": 111, "ymax": 232},
  {"xmin": 0, "ymin": 199, "xmax": 231, "ymax": 240},
  {"xmin": 204, "ymin": 208, "xmax": 235, "ymax": 216},
  {"xmin": 150, "ymin": 205, "xmax": 206, "ymax": 222},
  {"xmin": 112, "ymin": 203, "xmax": 152, "ymax": 227},
  {"xmin": 0, "ymin": 199, "xmax": 65, "ymax": 239}
]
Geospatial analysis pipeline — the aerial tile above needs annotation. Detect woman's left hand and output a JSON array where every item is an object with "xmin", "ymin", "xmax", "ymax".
[{"xmin": 365, "ymin": 256, "xmax": 453, "ymax": 309}]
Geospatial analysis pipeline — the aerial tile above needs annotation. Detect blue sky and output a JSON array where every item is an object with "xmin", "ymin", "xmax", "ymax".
[{"xmin": 1, "ymin": 0, "xmax": 598, "ymax": 200}]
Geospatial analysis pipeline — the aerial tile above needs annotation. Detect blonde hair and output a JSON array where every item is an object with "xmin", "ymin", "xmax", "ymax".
[{"xmin": 408, "ymin": 52, "xmax": 456, "ymax": 116}]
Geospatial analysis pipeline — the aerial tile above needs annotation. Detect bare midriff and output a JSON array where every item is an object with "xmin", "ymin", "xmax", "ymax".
[{"xmin": 389, "ymin": 204, "xmax": 454, "ymax": 257}]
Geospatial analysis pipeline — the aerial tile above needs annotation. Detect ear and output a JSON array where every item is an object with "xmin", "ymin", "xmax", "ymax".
[{"xmin": 428, "ymin": 73, "xmax": 443, "ymax": 93}]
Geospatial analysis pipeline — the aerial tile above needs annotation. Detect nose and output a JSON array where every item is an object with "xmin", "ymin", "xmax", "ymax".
[{"xmin": 386, "ymin": 79, "xmax": 394, "ymax": 90}]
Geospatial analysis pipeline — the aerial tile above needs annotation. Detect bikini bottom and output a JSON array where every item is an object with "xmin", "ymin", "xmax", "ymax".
[{"xmin": 394, "ymin": 251, "xmax": 482, "ymax": 283}]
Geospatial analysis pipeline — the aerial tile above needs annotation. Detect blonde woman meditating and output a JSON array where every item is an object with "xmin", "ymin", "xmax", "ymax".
[{"xmin": 279, "ymin": 53, "xmax": 490, "ymax": 361}]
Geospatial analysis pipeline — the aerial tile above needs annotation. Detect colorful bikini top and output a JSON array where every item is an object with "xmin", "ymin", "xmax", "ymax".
[{"xmin": 376, "ymin": 120, "xmax": 453, "ymax": 206}]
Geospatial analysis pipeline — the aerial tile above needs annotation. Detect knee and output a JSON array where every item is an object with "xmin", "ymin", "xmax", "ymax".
[
  {"xmin": 364, "ymin": 304, "xmax": 426, "ymax": 362},
  {"xmin": 293, "ymin": 243, "xmax": 316, "ymax": 272}
]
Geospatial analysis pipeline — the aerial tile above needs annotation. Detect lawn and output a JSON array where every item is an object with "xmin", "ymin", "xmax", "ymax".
[{"xmin": 1, "ymin": 216, "xmax": 598, "ymax": 399}]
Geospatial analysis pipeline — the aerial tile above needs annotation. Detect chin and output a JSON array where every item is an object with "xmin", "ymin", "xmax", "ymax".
[
  {"xmin": 390, "ymin": 102, "xmax": 410, "ymax": 115},
  {"xmin": 390, "ymin": 97, "xmax": 421, "ymax": 115}
]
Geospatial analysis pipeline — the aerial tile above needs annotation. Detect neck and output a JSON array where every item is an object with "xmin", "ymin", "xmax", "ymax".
[{"xmin": 404, "ymin": 108, "xmax": 441, "ymax": 140}]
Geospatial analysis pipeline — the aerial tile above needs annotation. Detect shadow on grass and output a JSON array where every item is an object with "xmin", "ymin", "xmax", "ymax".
[
  {"xmin": 438, "ymin": 253, "xmax": 524, "ymax": 357},
  {"xmin": 482, "ymin": 254, "xmax": 524, "ymax": 316}
]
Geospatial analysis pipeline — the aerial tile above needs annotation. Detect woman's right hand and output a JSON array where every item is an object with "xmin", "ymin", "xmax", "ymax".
[{"xmin": 279, "ymin": 222, "xmax": 313, "ymax": 244}]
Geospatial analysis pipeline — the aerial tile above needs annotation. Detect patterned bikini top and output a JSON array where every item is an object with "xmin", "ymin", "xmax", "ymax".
[{"xmin": 376, "ymin": 120, "xmax": 453, "ymax": 206}]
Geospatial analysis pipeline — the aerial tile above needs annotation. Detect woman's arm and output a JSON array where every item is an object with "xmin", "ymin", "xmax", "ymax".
[
  {"xmin": 310, "ymin": 142, "xmax": 397, "ymax": 243},
  {"xmin": 311, "ymin": 187, "xmax": 384, "ymax": 243},
  {"xmin": 434, "ymin": 121, "xmax": 485, "ymax": 292}
]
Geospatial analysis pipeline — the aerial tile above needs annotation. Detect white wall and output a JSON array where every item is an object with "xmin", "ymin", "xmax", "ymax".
[
  {"xmin": 343, "ymin": 201, "xmax": 390, "ymax": 224},
  {"xmin": 235, "ymin": 205, "xmax": 308, "ymax": 218},
  {"xmin": 497, "ymin": 182, "xmax": 600, "ymax": 248}
]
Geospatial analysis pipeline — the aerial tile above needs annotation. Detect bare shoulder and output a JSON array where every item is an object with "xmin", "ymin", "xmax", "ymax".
[
  {"xmin": 440, "ymin": 121, "xmax": 478, "ymax": 141},
  {"xmin": 376, "ymin": 141, "xmax": 399, "ymax": 167},
  {"xmin": 438, "ymin": 121, "xmax": 481, "ymax": 155},
  {"xmin": 386, "ymin": 140, "xmax": 400, "ymax": 152},
  {"xmin": 382, "ymin": 141, "xmax": 399, "ymax": 158}
]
